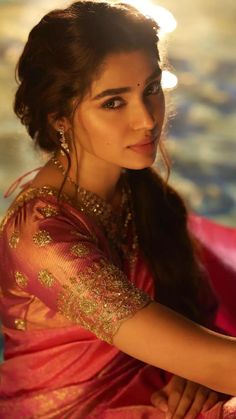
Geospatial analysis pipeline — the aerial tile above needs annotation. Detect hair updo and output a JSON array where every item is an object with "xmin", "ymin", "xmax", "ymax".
[{"xmin": 14, "ymin": 1, "xmax": 159, "ymax": 152}]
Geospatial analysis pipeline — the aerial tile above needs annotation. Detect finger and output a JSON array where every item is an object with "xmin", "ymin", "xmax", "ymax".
[
  {"xmin": 167, "ymin": 389, "xmax": 188, "ymax": 418},
  {"xmin": 170, "ymin": 381, "xmax": 199, "ymax": 419},
  {"xmin": 183, "ymin": 386, "xmax": 211, "ymax": 419},
  {"xmin": 151, "ymin": 390, "xmax": 169, "ymax": 412},
  {"xmin": 201, "ymin": 391, "xmax": 219, "ymax": 413},
  {"xmin": 167, "ymin": 376, "xmax": 187, "ymax": 415}
]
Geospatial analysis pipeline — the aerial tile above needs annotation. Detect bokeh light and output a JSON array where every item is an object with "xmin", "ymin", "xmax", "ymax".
[
  {"xmin": 161, "ymin": 70, "xmax": 178, "ymax": 90},
  {"xmin": 124, "ymin": 0, "xmax": 177, "ymax": 35}
]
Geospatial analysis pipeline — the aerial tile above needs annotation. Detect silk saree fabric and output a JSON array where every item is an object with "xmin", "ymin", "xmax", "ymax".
[{"xmin": 0, "ymin": 184, "xmax": 235, "ymax": 418}]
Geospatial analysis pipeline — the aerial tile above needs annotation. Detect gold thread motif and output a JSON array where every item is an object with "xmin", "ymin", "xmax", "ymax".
[
  {"xmin": 57, "ymin": 259, "xmax": 152, "ymax": 343},
  {"xmin": 70, "ymin": 243, "xmax": 90, "ymax": 258},
  {"xmin": 14, "ymin": 318, "xmax": 26, "ymax": 331},
  {"xmin": 33, "ymin": 230, "xmax": 52, "ymax": 247},
  {"xmin": 39, "ymin": 205, "xmax": 59, "ymax": 218},
  {"xmin": 32, "ymin": 386, "xmax": 85, "ymax": 414},
  {"xmin": 0, "ymin": 181, "xmax": 139, "ymax": 270},
  {"xmin": 15, "ymin": 271, "xmax": 28, "ymax": 288},
  {"xmin": 38, "ymin": 269, "xmax": 55, "ymax": 288},
  {"xmin": 9, "ymin": 231, "xmax": 20, "ymax": 249},
  {"xmin": 0, "ymin": 185, "xmax": 71, "ymax": 233}
]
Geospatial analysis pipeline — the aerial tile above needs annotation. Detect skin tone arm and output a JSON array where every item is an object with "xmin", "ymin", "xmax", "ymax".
[{"xmin": 113, "ymin": 301, "xmax": 236, "ymax": 396}]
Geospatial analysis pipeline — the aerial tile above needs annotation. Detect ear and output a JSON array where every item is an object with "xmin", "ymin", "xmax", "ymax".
[{"xmin": 47, "ymin": 113, "xmax": 71, "ymax": 132}]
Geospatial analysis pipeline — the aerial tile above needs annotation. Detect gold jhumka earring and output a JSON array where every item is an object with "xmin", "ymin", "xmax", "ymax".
[{"xmin": 58, "ymin": 127, "xmax": 70, "ymax": 155}]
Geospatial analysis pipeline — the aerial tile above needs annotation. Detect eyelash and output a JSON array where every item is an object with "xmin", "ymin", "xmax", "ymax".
[{"xmin": 102, "ymin": 80, "xmax": 162, "ymax": 110}]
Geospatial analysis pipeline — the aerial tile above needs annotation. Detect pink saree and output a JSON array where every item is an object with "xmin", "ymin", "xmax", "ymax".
[{"xmin": 0, "ymin": 185, "xmax": 235, "ymax": 418}]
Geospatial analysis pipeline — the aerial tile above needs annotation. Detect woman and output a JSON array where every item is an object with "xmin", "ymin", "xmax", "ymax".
[{"xmin": 0, "ymin": 1, "xmax": 236, "ymax": 418}]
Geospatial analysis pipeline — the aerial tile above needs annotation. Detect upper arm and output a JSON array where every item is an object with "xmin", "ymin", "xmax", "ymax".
[{"xmin": 9, "ymin": 210, "xmax": 152, "ymax": 343}]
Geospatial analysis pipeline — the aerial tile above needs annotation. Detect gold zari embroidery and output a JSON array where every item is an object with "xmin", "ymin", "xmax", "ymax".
[
  {"xmin": 32, "ymin": 386, "xmax": 85, "ymax": 415},
  {"xmin": 33, "ymin": 230, "xmax": 52, "ymax": 247},
  {"xmin": 15, "ymin": 271, "xmax": 28, "ymax": 288},
  {"xmin": 70, "ymin": 243, "xmax": 90, "ymax": 257},
  {"xmin": 39, "ymin": 205, "xmax": 59, "ymax": 218},
  {"xmin": 0, "ymin": 182, "xmax": 138, "ymax": 269},
  {"xmin": 0, "ymin": 185, "xmax": 71, "ymax": 233},
  {"xmin": 57, "ymin": 259, "xmax": 152, "ymax": 343},
  {"xmin": 9, "ymin": 231, "xmax": 20, "ymax": 248},
  {"xmin": 38, "ymin": 269, "xmax": 55, "ymax": 288}
]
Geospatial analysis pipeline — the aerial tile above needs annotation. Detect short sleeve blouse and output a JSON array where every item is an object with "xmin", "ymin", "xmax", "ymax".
[{"xmin": 0, "ymin": 186, "xmax": 152, "ymax": 344}]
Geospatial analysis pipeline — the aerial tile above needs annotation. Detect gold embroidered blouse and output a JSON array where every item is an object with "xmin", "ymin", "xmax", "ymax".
[{"xmin": 0, "ymin": 184, "xmax": 153, "ymax": 344}]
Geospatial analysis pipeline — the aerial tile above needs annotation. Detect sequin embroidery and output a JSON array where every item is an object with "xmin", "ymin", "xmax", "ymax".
[
  {"xmin": 39, "ymin": 205, "xmax": 59, "ymax": 218},
  {"xmin": 0, "ymin": 182, "xmax": 139, "ymax": 269},
  {"xmin": 15, "ymin": 271, "xmax": 28, "ymax": 288},
  {"xmin": 57, "ymin": 259, "xmax": 152, "ymax": 343},
  {"xmin": 9, "ymin": 231, "xmax": 20, "ymax": 249},
  {"xmin": 70, "ymin": 244, "xmax": 90, "ymax": 257},
  {"xmin": 0, "ymin": 185, "xmax": 71, "ymax": 233},
  {"xmin": 38, "ymin": 269, "xmax": 55, "ymax": 288},
  {"xmin": 33, "ymin": 230, "xmax": 52, "ymax": 247}
]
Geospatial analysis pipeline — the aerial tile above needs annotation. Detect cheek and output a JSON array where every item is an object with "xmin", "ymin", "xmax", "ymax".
[
  {"xmin": 80, "ymin": 111, "xmax": 120, "ymax": 138},
  {"xmin": 75, "ymin": 112, "xmax": 123, "ymax": 156},
  {"xmin": 86, "ymin": 111, "xmax": 126, "ymax": 142}
]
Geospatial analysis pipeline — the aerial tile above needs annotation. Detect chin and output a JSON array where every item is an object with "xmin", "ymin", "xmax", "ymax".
[{"xmin": 125, "ymin": 156, "xmax": 156, "ymax": 170}]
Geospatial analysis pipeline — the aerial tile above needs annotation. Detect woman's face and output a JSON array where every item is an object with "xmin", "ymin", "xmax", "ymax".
[{"xmin": 72, "ymin": 50, "xmax": 165, "ymax": 171}]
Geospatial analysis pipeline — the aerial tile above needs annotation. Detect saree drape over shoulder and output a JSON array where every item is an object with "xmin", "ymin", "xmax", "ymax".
[{"xmin": 0, "ymin": 184, "xmax": 236, "ymax": 418}]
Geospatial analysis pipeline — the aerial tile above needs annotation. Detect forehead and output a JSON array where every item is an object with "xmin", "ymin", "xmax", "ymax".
[{"xmin": 91, "ymin": 50, "xmax": 159, "ymax": 92}]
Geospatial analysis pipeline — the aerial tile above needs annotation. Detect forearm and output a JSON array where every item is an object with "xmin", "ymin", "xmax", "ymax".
[
  {"xmin": 113, "ymin": 302, "xmax": 236, "ymax": 396},
  {"xmin": 203, "ymin": 331, "xmax": 236, "ymax": 395}
]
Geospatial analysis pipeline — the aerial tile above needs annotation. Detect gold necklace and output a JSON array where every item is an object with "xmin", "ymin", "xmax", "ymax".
[
  {"xmin": 51, "ymin": 156, "xmax": 124, "ymax": 219},
  {"xmin": 50, "ymin": 156, "xmax": 138, "ymax": 259}
]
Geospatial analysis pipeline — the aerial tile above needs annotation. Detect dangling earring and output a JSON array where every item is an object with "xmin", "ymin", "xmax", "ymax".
[{"xmin": 58, "ymin": 127, "xmax": 70, "ymax": 155}]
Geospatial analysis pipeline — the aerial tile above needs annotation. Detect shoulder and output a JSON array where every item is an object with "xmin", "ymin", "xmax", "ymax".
[{"xmin": 0, "ymin": 185, "xmax": 97, "ymax": 252}]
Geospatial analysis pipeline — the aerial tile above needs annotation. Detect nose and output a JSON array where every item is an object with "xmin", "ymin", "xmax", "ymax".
[{"xmin": 129, "ymin": 100, "xmax": 156, "ymax": 131}]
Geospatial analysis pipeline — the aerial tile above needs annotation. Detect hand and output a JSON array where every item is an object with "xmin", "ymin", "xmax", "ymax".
[{"xmin": 150, "ymin": 375, "xmax": 219, "ymax": 418}]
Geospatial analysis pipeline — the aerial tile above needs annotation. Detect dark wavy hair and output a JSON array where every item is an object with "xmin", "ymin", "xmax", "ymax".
[{"xmin": 14, "ymin": 1, "xmax": 205, "ymax": 323}]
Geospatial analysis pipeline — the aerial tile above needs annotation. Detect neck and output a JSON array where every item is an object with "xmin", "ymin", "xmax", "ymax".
[
  {"xmin": 77, "ymin": 160, "xmax": 122, "ymax": 202},
  {"xmin": 55, "ymin": 151, "xmax": 122, "ymax": 204}
]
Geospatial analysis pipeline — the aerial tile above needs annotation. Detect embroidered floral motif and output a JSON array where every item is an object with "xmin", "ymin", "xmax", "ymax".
[
  {"xmin": 15, "ymin": 271, "xmax": 28, "ymax": 288},
  {"xmin": 33, "ymin": 230, "xmax": 52, "ymax": 247},
  {"xmin": 39, "ymin": 205, "xmax": 59, "ymax": 218},
  {"xmin": 9, "ymin": 231, "xmax": 20, "ymax": 249},
  {"xmin": 57, "ymin": 259, "xmax": 152, "ymax": 343},
  {"xmin": 70, "ymin": 244, "xmax": 90, "ymax": 257},
  {"xmin": 14, "ymin": 318, "xmax": 26, "ymax": 331},
  {"xmin": 38, "ymin": 269, "xmax": 55, "ymax": 288},
  {"xmin": 0, "ymin": 181, "xmax": 138, "ymax": 269},
  {"xmin": 0, "ymin": 185, "xmax": 71, "ymax": 233}
]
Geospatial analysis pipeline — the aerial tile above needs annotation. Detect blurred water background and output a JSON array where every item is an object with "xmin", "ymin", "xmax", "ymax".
[{"xmin": 0, "ymin": 0, "xmax": 235, "ymax": 226}]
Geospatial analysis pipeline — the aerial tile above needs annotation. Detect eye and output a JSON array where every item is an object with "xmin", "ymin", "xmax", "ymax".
[
  {"xmin": 102, "ymin": 97, "xmax": 125, "ymax": 110},
  {"xmin": 145, "ymin": 80, "xmax": 162, "ymax": 96}
]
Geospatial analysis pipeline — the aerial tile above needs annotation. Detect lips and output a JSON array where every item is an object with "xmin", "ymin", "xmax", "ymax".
[
  {"xmin": 129, "ymin": 137, "xmax": 154, "ymax": 148},
  {"xmin": 128, "ymin": 137, "xmax": 157, "ymax": 155}
]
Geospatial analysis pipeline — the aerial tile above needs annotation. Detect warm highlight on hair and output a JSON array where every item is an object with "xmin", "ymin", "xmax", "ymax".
[{"xmin": 14, "ymin": 1, "xmax": 205, "ymax": 323}]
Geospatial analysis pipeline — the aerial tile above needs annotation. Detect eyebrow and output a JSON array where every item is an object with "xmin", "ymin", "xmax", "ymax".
[{"xmin": 92, "ymin": 67, "xmax": 162, "ymax": 101}]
